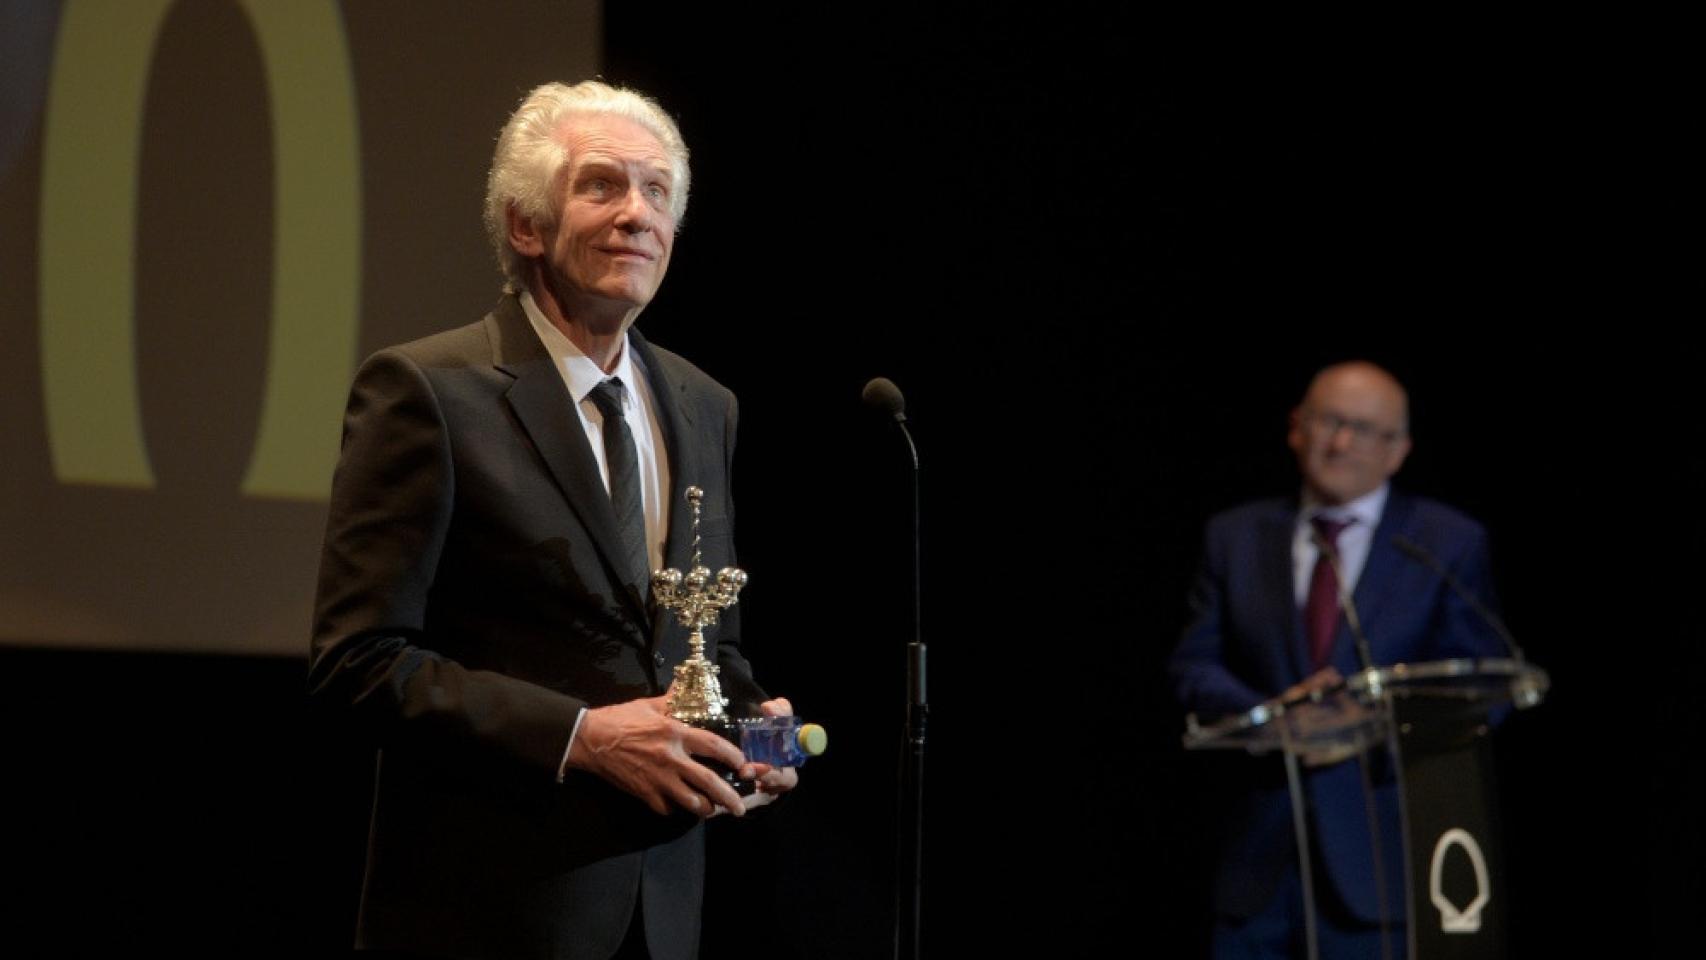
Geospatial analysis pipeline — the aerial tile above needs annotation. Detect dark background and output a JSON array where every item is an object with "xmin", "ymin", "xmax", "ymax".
[{"xmin": 4, "ymin": 4, "xmax": 1699, "ymax": 957}]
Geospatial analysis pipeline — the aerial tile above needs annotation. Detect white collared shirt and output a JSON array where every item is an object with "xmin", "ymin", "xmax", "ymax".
[
  {"xmin": 1292, "ymin": 483, "xmax": 1390, "ymax": 607},
  {"xmin": 519, "ymin": 291, "xmax": 671, "ymax": 577}
]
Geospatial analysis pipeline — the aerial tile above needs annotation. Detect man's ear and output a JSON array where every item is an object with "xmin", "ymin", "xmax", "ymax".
[
  {"xmin": 1384, "ymin": 434, "xmax": 1413, "ymax": 477},
  {"xmin": 1286, "ymin": 406, "xmax": 1307, "ymax": 456},
  {"xmin": 506, "ymin": 203, "xmax": 545, "ymax": 257}
]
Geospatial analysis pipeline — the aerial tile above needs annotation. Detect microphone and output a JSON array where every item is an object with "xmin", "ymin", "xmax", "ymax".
[
  {"xmin": 862, "ymin": 377, "xmax": 917, "ymax": 472},
  {"xmin": 861, "ymin": 376, "xmax": 907, "ymax": 423},
  {"xmin": 1391, "ymin": 534, "xmax": 1525, "ymax": 664},
  {"xmin": 1310, "ymin": 526, "xmax": 1377, "ymax": 674},
  {"xmin": 863, "ymin": 376, "xmax": 922, "ymax": 695}
]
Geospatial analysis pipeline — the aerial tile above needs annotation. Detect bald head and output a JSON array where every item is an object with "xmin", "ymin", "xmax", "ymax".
[{"xmin": 1287, "ymin": 362, "xmax": 1412, "ymax": 505}]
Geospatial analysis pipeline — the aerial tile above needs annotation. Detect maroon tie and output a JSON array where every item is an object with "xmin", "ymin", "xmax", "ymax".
[{"xmin": 1305, "ymin": 515, "xmax": 1353, "ymax": 669}]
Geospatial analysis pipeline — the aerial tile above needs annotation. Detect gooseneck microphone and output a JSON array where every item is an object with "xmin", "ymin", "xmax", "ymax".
[
  {"xmin": 861, "ymin": 376, "xmax": 906, "ymax": 421},
  {"xmin": 863, "ymin": 376, "xmax": 924, "ymax": 960},
  {"xmin": 1310, "ymin": 527, "xmax": 1377, "ymax": 674},
  {"xmin": 861, "ymin": 376, "xmax": 921, "ymax": 696},
  {"xmin": 1391, "ymin": 534, "xmax": 1526, "ymax": 664},
  {"xmin": 861, "ymin": 377, "xmax": 917, "ymax": 470}
]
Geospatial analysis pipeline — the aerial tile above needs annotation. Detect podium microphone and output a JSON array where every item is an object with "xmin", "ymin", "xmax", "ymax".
[
  {"xmin": 1391, "ymin": 534, "xmax": 1526, "ymax": 665},
  {"xmin": 1310, "ymin": 527, "xmax": 1377, "ymax": 674},
  {"xmin": 862, "ymin": 376, "xmax": 925, "ymax": 960}
]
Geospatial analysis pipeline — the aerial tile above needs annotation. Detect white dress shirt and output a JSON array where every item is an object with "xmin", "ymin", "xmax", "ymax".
[
  {"xmin": 1292, "ymin": 483, "xmax": 1390, "ymax": 608},
  {"xmin": 519, "ymin": 291, "xmax": 671, "ymax": 576}
]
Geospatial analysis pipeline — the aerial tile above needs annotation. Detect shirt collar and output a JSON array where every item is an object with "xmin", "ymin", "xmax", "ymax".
[
  {"xmin": 519, "ymin": 289, "xmax": 638, "ymax": 404},
  {"xmin": 1299, "ymin": 483, "xmax": 1389, "ymax": 531}
]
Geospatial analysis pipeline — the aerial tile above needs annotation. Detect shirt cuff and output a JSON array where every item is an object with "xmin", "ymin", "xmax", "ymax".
[{"xmin": 555, "ymin": 706, "xmax": 588, "ymax": 784}]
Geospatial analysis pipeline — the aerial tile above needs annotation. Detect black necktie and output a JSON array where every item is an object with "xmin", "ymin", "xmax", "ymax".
[{"xmin": 587, "ymin": 378, "xmax": 650, "ymax": 586}]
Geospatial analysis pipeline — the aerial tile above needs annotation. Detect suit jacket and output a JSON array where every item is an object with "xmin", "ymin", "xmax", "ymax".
[
  {"xmin": 1169, "ymin": 492, "xmax": 1505, "ymax": 925},
  {"xmin": 309, "ymin": 294, "xmax": 766, "ymax": 960}
]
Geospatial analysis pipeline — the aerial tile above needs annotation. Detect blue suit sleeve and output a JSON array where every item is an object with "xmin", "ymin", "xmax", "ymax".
[{"xmin": 1169, "ymin": 520, "xmax": 1270, "ymax": 720}]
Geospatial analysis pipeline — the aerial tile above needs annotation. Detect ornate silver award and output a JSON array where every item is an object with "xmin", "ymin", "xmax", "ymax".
[
  {"xmin": 653, "ymin": 486, "xmax": 747, "ymax": 725},
  {"xmin": 653, "ymin": 487, "xmax": 825, "ymax": 779}
]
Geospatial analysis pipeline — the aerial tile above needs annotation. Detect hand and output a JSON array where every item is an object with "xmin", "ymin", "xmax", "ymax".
[
  {"xmin": 1300, "ymin": 740, "xmax": 1364, "ymax": 769},
  {"xmin": 1289, "ymin": 687, "xmax": 1374, "ymax": 769},
  {"xmin": 566, "ymin": 695, "xmax": 751, "ymax": 818},
  {"xmin": 736, "ymin": 697, "xmax": 801, "ymax": 813},
  {"xmin": 1279, "ymin": 666, "xmax": 1344, "ymax": 705}
]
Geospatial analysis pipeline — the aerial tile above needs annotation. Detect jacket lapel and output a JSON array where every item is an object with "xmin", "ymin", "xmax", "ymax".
[
  {"xmin": 1258, "ymin": 504, "xmax": 1311, "ymax": 685},
  {"xmin": 488, "ymin": 297, "xmax": 650, "ymax": 625},
  {"xmin": 630, "ymin": 330, "xmax": 701, "ymax": 575},
  {"xmin": 1348, "ymin": 492, "xmax": 1412, "ymax": 666},
  {"xmin": 630, "ymin": 331, "xmax": 703, "ymax": 657}
]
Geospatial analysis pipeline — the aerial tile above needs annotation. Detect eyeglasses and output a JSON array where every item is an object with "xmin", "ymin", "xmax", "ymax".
[{"xmin": 1302, "ymin": 411, "xmax": 1404, "ymax": 448}]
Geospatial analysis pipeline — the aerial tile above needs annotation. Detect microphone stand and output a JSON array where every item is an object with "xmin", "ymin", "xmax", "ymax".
[
  {"xmin": 863, "ymin": 377, "xmax": 925, "ymax": 960},
  {"xmin": 897, "ymin": 418, "xmax": 925, "ymax": 960},
  {"xmin": 1391, "ymin": 533, "xmax": 1544, "ymax": 714}
]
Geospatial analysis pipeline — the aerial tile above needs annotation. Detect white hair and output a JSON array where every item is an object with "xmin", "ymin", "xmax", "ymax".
[{"xmin": 483, "ymin": 81, "xmax": 691, "ymax": 292}]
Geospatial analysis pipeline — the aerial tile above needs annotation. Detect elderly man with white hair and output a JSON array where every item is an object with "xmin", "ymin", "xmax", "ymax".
[{"xmin": 310, "ymin": 81, "xmax": 798, "ymax": 960}]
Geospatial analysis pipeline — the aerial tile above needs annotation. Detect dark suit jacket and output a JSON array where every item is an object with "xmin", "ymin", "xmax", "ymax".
[
  {"xmin": 1169, "ymin": 492, "xmax": 1505, "ymax": 925},
  {"xmin": 309, "ymin": 294, "xmax": 766, "ymax": 960}
]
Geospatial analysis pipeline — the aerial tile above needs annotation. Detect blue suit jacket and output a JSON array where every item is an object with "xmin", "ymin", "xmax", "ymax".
[{"xmin": 1169, "ymin": 492, "xmax": 1506, "ymax": 924}]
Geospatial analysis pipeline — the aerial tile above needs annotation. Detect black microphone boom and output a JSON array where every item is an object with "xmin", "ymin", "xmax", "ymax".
[{"xmin": 1391, "ymin": 534, "xmax": 1526, "ymax": 664}]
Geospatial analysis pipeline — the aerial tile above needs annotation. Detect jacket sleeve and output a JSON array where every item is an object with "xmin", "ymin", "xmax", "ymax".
[
  {"xmin": 1168, "ymin": 519, "xmax": 1270, "ymax": 720},
  {"xmin": 307, "ymin": 348, "xmax": 584, "ymax": 778}
]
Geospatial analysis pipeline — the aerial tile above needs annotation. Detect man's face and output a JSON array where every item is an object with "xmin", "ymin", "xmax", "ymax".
[
  {"xmin": 525, "ymin": 114, "xmax": 677, "ymax": 319},
  {"xmin": 1286, "ymin": 364, "xmax": 1413, "ymax": 505}
]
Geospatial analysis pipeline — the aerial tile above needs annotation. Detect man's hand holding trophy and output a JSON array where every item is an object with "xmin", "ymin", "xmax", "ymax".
[{"xmin": 654, "ymin": 487, "xmax": 827, "ymax": 810}]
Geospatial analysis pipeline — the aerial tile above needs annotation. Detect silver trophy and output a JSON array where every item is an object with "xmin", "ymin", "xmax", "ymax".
[
  {"xmin": 653, "ymin": 487, "xmax": 824, "ymax": 780},
  {"xmin": 653, "ymin": 485, "xmax": 747, "ymax": 725}
]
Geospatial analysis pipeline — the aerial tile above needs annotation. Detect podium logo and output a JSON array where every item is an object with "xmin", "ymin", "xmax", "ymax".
[
  {"xmin": 1428, "ymin": 827, "xmax": 1490, "ymax": 934},
  {"xmin": 39, "ymin": 0, "xmax": 360, "ymax": 500}
]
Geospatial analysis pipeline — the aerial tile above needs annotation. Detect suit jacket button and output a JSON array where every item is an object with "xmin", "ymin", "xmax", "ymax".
[{"xmin": 653, "ymin": 652, "xmax": 666, "ymax": 667}]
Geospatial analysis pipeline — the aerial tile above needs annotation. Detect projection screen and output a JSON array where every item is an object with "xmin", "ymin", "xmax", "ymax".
[{"xmin": 0, "ymin": 0, "xmax": 601, "ymax": 654}]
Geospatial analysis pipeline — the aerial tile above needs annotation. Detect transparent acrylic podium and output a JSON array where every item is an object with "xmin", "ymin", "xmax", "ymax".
[{"xmin": 1183, "ymin": 657, "xmax": 1549, "ymax": 960}]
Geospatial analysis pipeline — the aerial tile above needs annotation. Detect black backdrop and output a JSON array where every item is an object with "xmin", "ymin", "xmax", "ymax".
[{"xmin": 4, "ymin": 6, "xmax": 1699, "ymax": 957}]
